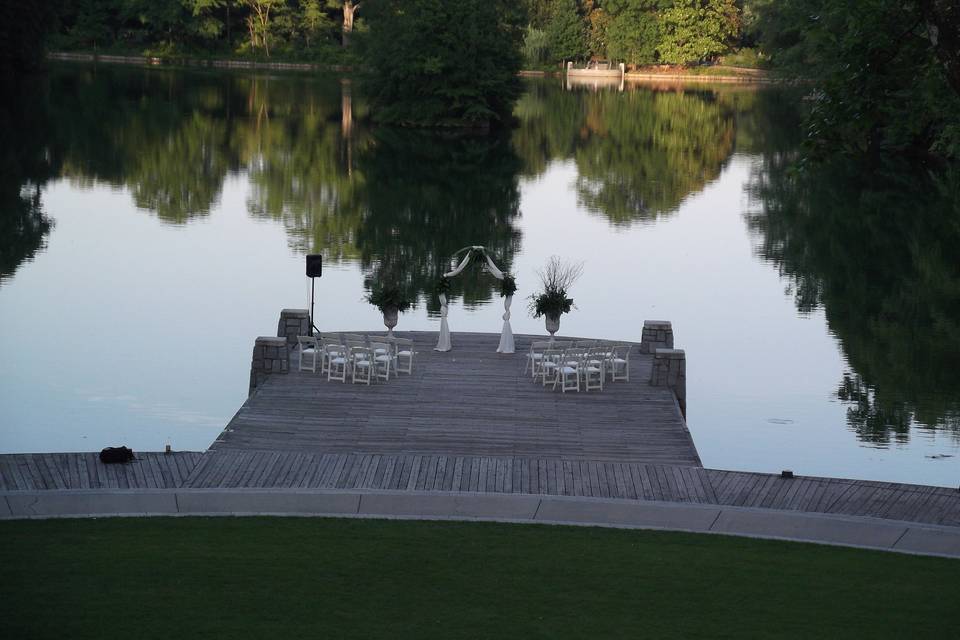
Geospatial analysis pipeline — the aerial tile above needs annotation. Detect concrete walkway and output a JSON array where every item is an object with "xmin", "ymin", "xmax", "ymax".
[{"xmin": 4, "ymin": 488, "xmax": 959, "ymax": 559}]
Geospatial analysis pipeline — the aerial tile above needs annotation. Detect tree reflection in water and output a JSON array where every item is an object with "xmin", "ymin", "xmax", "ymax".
[
  {"xmin": 0, "ymin": 75, "xmax": 56, "ymax": 284},
  {"xmin": 747, "ymin": 156, "xmax": 960, "ymax": 445},
  {"xmin": 512, "ymin": 80, "xmax": 748, "ymax": 226}
]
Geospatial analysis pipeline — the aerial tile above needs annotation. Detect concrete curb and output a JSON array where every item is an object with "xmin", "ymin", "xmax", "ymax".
[{"xmin": 2, "ymin": 489, "xmax": 958, "ymax": 559}]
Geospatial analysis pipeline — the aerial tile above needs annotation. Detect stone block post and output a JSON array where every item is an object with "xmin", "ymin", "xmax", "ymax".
[
  {"xmin": 249, "ymin": 336, "xmax": 289, "ymax": 396},
  {"xmin": 651, "ymin": 348, "xmax": 686, "ymax": 418},
  {"xmin": 640, "ymin": 320, "xmax": 674, "ymax": 354},
  {"xmin": 277, "ymin": 308, "xmax": 310, "ymax": 348}
]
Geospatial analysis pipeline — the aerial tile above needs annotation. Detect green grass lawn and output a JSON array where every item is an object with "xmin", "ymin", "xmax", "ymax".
[{"xmin": 1, "ymin": 517, "xmax": 955, "ymax": 638}]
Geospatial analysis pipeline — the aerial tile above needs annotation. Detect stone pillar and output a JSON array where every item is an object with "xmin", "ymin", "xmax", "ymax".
[
  {"xmin": 651, "ymin": 348, "xmax": 686, "ymax": 418},
  {"xmin": 277, "ymin": 308, "xmax": 310, "ymax": 348},
  {"xmin": 249, "ymin": 336, "xmax": 289, "ymax": 396},
  {"xmin": 640, "ymin": 320, "xmax": 674, "ymax": 354}
]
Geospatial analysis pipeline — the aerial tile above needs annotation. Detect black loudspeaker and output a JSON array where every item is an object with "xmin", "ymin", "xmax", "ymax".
[{"xmin": 306, "ymin": 254, "xmax": 323, "ymax": 278}]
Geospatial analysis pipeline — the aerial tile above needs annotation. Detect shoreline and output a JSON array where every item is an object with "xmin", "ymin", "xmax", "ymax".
[{"xmin": 48, "ymin": 51, "xmax": 774, "ymax": 84}]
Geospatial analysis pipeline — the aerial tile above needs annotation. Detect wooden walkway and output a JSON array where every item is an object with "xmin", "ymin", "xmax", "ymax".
[
  {"xmin": 0, "ymin": 452, "xmax": 202, "ymax": 491},
  {"xmin": 216, "ymin": 332, "xmax": 699, "ymax": 466},
  {"xmin": 3, "ymin": 450, "xmax": 958, "ymax": 528}
]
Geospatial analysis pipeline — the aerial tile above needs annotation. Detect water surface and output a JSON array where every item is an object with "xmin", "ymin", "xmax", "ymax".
[{"xmin": 1, "ymin": 64, "xmax": 957, "ymax": 486}]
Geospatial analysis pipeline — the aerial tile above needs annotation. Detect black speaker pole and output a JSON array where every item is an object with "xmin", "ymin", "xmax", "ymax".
[
  {"xmin": 309, "ymin": 277, "xmax": 316, "ymax": 336},
  {"xmin": 305, "ymin": 254, "xmax": 322, "ymax": 335}
]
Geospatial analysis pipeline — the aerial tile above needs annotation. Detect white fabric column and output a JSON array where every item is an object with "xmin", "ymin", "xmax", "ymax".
[
  {"xmin": 435, "ymin": 253, "xmax": 470, "ymax": 352},
  {"xmin": 496, "ymin": 294, "xmax": 515, "ymax": 353},
  {"xmin": 435, "ymin": 292, "xmax": 451, "ymax": 352}
]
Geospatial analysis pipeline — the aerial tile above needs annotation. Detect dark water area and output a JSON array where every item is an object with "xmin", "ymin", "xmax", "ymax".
[{"xmin": 1, "ymin": 63, "xmax": 957, "ymax": 486}]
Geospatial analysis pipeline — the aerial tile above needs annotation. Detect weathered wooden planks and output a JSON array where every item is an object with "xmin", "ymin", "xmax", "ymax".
[
  {"xmin": 0, "ymin": 452, "xmax": 204, "ymax": 491},
  {"xmin": 2, "ymin": 448, "xmax": 957, "ymax": 528},
  {"xmin": 166, "ymin": 449, "xmax": 960, "ymax": 528},
  {"xmin": 215, "ymin": 331, "xmax": 700, "ymax": 466}
]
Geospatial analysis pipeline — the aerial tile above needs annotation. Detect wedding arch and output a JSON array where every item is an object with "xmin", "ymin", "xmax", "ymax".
[{"xmin": 435, "ymin": 246, "xmax": 515, "ymax": 354}]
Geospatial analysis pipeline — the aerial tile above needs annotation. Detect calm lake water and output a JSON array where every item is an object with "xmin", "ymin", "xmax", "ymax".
[{"xmin": 2, "ymin": 63, "xmax": 958, "ymax": 486}]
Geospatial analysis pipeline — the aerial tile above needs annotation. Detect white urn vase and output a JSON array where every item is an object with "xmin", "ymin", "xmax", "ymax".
[
  {"xmin": 383, "ymin": 307, "xmax": 399, "ymax": 337},
  {"xmin": 545, "ymin": 313, "xmax": 560, "ymax": 341}
]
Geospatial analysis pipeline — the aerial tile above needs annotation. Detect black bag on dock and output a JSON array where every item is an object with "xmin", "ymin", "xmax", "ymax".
[{"xmin": 99, "ymin": 446, "xmax": 136, "ymax": 464}]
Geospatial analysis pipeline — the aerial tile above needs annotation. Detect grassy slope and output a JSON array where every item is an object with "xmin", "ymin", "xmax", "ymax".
[{"xmin": 1, "ymin": 517, "xmax": 955, "ymax": 639}]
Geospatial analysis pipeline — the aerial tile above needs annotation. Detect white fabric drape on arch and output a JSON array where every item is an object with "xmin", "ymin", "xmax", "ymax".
[{"xmin": 434, "ymin": 246, "xmax": 514, "ymax": 353}]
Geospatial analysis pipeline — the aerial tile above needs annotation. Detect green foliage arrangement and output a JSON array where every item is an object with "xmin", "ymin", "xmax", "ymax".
[
  {"xmin": 529, "ymin": 290, "xmax": 574, "ymax": 318},
  {"xmin": 366, "ymin": 284, "xmax": 413, "ymax": 314},
  {"xmin": 499, "ymin": 275, "xmax": 518, "ymax": 297},
  {"xmin": 528, "ymin": 256, "xmax": 582, "ymax": 318},
  {"xmin": 363, "ymin": 0, "xmax": 525, "ymax": 128}
]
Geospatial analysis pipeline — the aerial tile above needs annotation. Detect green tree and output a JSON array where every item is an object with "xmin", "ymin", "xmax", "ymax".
[
  {"xmin": 300, "ymin": 0, "xmax": 333, "ymax": 49},
  {"xmin": 239, "ymin": 0, "xmax": 288, "ymax": 57},
  {"xmin": 521, "ymin": 26, "xmax": 550, "ymax": 66},
  {"xmin": 657, "ymin": 0, "xmax": 740, "ymax": 65},
  {"xmin": 363, "ymin": 0, "xmax": 525, "ymax": 128},
  {"xmin": 755, "ymin": 0, "xmax": 960, "ymax": 160},
  {"xmin": 544, "ymin": 0, "xmax": 587, "ymax": 62},
  {"xmin": 583, "ymin": 1, "xmax": 611, "ymax": 59},
  {"xmin": 604, "ymin": 0, "xmax": 664, "ymax": 65}
]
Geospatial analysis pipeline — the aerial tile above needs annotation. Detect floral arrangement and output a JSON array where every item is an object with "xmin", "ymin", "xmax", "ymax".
[{"xmin": 527, "ymin": 256, "xmax": 583, "ymax": 318}]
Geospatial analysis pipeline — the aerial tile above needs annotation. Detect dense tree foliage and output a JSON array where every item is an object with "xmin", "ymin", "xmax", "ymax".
[
  {"xmin": 42, "ymin": 1, "xmax": 755, "ymax": 68},
  {"xmin": 544, "ymin": 0, "xmax": 588, "ymax": 62},
  {"xmin": 49, "ymin": 0, "xmax": 350, "ymax": 60},
  {"xmin": 362, "ymin": 0, "xmax": 525, "ymax": 127},
  {"xmin": 753, "ymin": 0, "xmax": 960, "ymax": 160},
  {"xmin": 657, "ymin": 0, "xmax": 740, "ymax": 65},
  {"xmin": 604, "ymin": 0, "xmax": 663, "ymax": 66}
]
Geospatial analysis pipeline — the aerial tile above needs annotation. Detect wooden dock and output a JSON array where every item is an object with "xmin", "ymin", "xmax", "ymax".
[
  {"xmin": 216, "ymin": 332, "xmax": 697, "ymax": 465},
  {"xmin": 2, "ymin": 330, "xmax": 958, "ymax": 535}
]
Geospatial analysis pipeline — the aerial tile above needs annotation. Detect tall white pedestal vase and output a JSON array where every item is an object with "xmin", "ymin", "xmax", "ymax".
[
  {"xmin": 545, "ymin": 313, "xmax": 560, "ymax": 343},
  {"xmin": 383, "ymin": 308, "xmax": 399, "ymax": 338},
  {"xmin": 435, "ymin": 293, "xmax": 452, "ymax": 351},
  {"xmin": 496, "ymin": 295, "xmax": 515, "ymax": 353}
]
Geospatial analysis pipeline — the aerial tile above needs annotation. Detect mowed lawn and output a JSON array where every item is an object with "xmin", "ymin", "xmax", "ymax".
[{"xmin": 1, "ymin": 517, "xmax": 956, "ymax": 639}]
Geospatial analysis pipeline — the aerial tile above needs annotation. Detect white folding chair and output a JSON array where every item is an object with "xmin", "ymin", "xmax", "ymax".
[
  {"xmin": 326, "ymin": 343, "xmax": 349, "ymax": 382},
  {"xmin": 350, "ymin": 346, "xmax": 373, "ymax": 385},
  {"xmin": 608, "ymin": 344, "xmax": 630, "ymax": 382},
  {"xmin": 370, "ymin": 341, "xmax": 392, "ymax": 381},
  {"xmin": 540, "ymin": 348, "xmax": 562, "ymax": 387},
  {"xmin": 320, "ymin": 338, "xmax": 345, "ymax": 374},
  {"xmin": 557, "ymin": 348, "xmax": 581, "ymax": 393},
  {"xmin": 297, "ymin": 335, "xmax": 320, "ymax": 373},
  {"xmin": 524, "ymin": 340, "xmax": 552, "ymax": 378},
  {"xmin": 583, "ymin": 347, "xmax": 604, "ymax": 391},
  {"xmin": 393, "ymin": 337, "xmax": 414, "ymax": 374}
]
